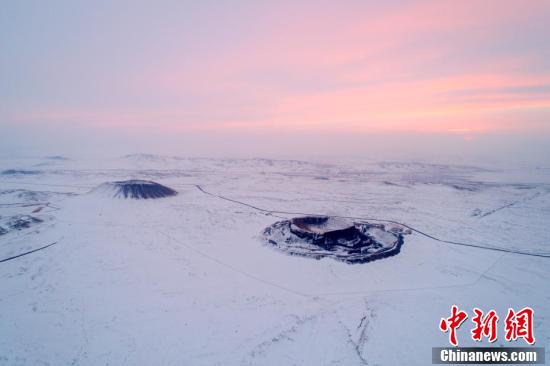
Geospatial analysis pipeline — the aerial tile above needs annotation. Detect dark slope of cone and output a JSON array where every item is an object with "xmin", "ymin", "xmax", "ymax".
[{"xmin": 93, "ymin": 180, "xmax": 177, "ymax": 199}]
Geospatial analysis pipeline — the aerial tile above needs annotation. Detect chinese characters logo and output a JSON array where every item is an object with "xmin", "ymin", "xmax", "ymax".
[{"xmin": 439, "ymin": 306, "xmax": 535, "ymax": 346}]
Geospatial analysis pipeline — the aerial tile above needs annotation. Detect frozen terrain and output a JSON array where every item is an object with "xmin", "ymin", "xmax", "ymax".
[{"xmin": 1, "ymin": 155, "xmax": 549, "ymax": 365}]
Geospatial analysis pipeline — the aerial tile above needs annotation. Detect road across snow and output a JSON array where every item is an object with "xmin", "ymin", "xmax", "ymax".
[{"xmin": 1, "ymin": 156, "xmax": 549, "ymax": 365}]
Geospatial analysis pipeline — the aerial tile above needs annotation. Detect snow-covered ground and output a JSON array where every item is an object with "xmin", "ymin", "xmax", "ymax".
[{"xmin": 1, "ymin": 155, "xmax": 549, "ymax": 365}]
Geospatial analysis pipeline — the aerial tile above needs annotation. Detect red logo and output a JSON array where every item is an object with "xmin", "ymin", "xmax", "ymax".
[
  {"xmin": 504, "ymin": 307, "xmax": 535, "ymax": 345},
  {"xmin": 439, "ymin": 305, "xmax": 469, "ymax": 346},
  {"xmin": 439, "ymin": 306, "xmax": 535, "ymax": 346},
  {"xmin": 471, "ymin": 308, "xmax": 499, "ymax": 343}
]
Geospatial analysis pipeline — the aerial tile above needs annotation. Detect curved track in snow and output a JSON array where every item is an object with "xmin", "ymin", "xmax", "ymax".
[{"xmin": 194, "ymin": 185, "xmax": 550, "ymax": 259}]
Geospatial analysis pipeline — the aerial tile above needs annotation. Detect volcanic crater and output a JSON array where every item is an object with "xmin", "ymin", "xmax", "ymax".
[{"xmin": 263, "ymin": 216, "xmax": 406, "ymax": 264}]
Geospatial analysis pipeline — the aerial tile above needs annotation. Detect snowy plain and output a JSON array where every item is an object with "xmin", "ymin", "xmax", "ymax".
[{"xmin": 1, "ymin": 154, "xmax": 549, "ymax": 365}]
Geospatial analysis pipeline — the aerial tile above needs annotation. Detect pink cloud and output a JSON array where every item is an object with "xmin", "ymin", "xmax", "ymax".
[{"xmin": 5, "ymin": 0, "xmax": 549, "ymax": 137}]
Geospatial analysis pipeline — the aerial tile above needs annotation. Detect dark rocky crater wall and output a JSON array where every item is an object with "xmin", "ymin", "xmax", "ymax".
[
  {"xmin": 93, "ymin": 180, "xmax": 178, "ymax": 199},
  {"xmin": 263, "ymin": 216, "xmax": 406, "ymax": 264}
]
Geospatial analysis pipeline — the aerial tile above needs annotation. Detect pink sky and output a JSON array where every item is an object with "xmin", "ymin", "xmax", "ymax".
[{"xmin": 1, "ymin": 0, "xmax": 549, "ymax": 159}]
